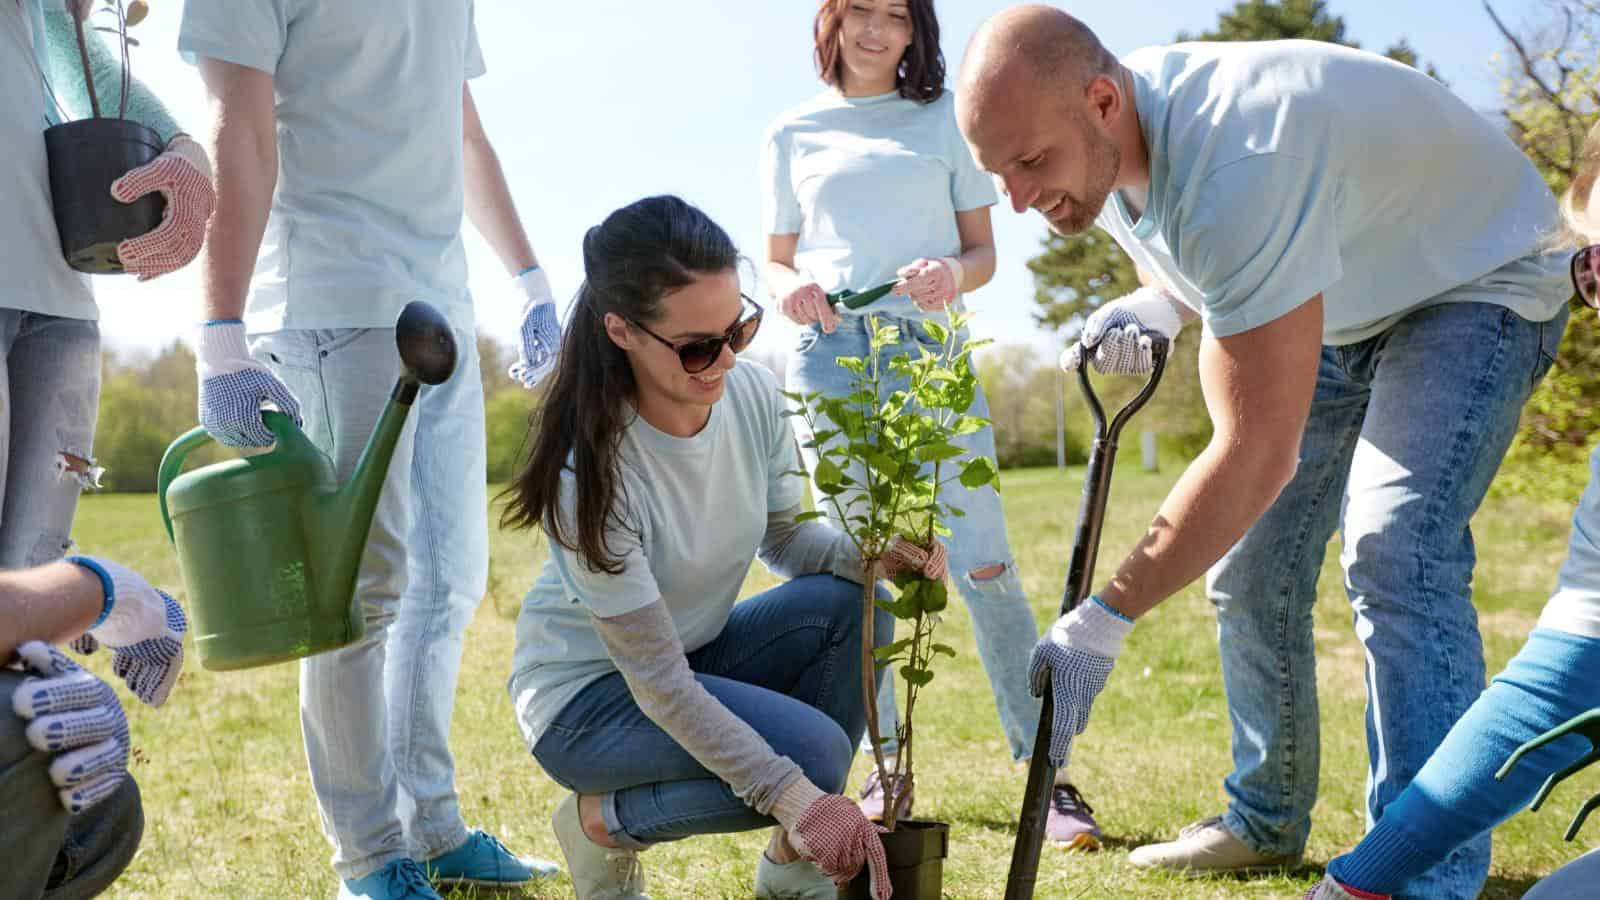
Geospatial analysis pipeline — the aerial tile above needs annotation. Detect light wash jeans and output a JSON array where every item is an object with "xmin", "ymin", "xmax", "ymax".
[
  {"xmin": 2, "ymin": 668, "xmax": 144, "ymax": 900},
  {"xmin": 531, "ymin": 575, "xmax": 891, "ymax": 848},
  {"xmin": 787, "ymin": 314, "xmax": 1041, "ymax": 762},
  {"xmin": 253, "ymin": 324, "xmax": 488, "ymax": 881},
  {"xmin": 1209, "ymin": 300, "xmax": 1567, "ymax": 900},
  {"xmin": 0, "ymin": 309, "xmax": 100, "ymax": 568}
]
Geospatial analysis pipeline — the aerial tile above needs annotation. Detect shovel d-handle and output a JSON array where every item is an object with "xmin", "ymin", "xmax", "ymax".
[
  {"xmin": 1004, "ymin": 337, "xmax": 1169, "ymax": 900},
  {"xmin": 155, "ymin": 411, "xmax": 302, "ymax": 543}
]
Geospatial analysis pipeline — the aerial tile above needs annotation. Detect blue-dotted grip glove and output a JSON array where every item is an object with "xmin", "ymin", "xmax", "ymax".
[
  {"xmin": 10, "ymin": 642, "xmax": 131, "ymax": 814},
  {"xmin": 195, "ymin": 320, "xmax": 302, "ymax": 448},
  {"xmin": 66, "ymin": 557, "xmax": 186, "ymax": 708},
  {"xmin": 1060, "ymin": 286, "xmax": 1186, "ymax": 376},
  {"xmin": 509, "ymin": 266, "xmax": 560, "ymax": 389},
  {"xmin": 1028, "ymin": 596, "xmax": 1134, "ymax": 769}
]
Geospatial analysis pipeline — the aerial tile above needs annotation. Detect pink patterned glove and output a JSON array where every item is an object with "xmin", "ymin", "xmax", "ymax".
[
  {"xmin": 882, "ymin": 536, "xmax": 948, "ymax": 581},
  {"xmin": 109, "ymin": 134, "xmax": 215, "ymax": 281},
  {"xmin": 790, "ymin": 794, "xmax": 892, "ymax": 899},
  {"xmin": 891, "ymin": 257, "xmax": 963, "ymax": 312}
]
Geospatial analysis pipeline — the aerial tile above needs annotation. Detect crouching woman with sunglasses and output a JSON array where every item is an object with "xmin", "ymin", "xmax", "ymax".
[{"xmin": 504, "ymin": 196, "xmax": 917, "ymax": 900}]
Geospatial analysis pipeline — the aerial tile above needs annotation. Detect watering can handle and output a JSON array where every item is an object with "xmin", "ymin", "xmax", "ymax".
[{"xmin": 156, "ymin": 411, "xmax": 300, "ymax": 543}]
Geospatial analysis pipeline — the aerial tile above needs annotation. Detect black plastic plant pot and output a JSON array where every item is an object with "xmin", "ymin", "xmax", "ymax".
[
  {"xmin": 44, "ymin": 118, "xmax": 166, "ymax": 274},
  {"xmin": 840, "ymin": 819, "xmax": 949, "ymax": 900}
]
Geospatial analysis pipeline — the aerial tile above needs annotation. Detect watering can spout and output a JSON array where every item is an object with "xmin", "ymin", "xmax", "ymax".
[{"xmin": 319, "ymin": 302, "xmax": 459, "ymax": 601}]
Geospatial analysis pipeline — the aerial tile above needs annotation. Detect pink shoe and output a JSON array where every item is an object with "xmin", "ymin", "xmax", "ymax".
[
  {"xmin": 1046, "ymin": 783, "xmax": 1102, "ymax": 851},
  {"xmin": 856, "ymin": 769, "xmax": 913, "ymax": 822}
]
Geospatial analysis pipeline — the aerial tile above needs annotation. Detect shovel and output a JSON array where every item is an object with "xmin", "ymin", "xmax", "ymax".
[{"xmin": 1005, "ymin": 335, "xmax": 1169, "ymax": 900}]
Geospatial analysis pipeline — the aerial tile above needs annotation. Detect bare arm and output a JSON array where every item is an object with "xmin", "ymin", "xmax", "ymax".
[
  {"xmin": 0, "ymin": 563, "xmax": 103, "ymax": 663},
  {"xmin": 462, "ymin": 83, "xmax": 537, "ymax": 275},
  {"xmin": 764, "ymin": 233, "xmax": 808, "ymax": 299},
  {"xmin": 196, "ymin": 58, "xmax": 277, "ymax": 321},
  {"xmin": 1097, "ymin": 296, "xmax": 1324, "ymax": 618},
  {"xmin": 952, "ymin": 206, "xmax": 997, "ymax": 291}
]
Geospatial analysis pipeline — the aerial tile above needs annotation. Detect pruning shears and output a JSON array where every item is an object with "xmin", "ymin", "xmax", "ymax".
[
  {"xmin": 1496, "ymin": 707, "xmax": 1600, "ymax": 841},
  {"xmin": 826, "ymin": 280, "xmax": 899, "ymax": 310}
]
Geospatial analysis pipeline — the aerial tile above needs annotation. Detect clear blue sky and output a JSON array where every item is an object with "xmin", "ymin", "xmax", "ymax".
[{"xmin": 91, "ymin": 0, "xmax": 1526, "ymax": 360}]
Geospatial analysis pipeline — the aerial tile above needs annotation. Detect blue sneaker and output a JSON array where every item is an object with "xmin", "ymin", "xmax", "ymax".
[
  {"xmin": 423, "ymin": 829, "xmax": 561, "ymax": 887},
  {"xmin": 340, "ymin": 859, "xmax": 443, "ymax": 900}
]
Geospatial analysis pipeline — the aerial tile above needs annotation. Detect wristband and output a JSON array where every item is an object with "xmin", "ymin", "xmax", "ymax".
[{"xmin": 66, "ymin": 556, "xmax": 115, "ymax": 628}]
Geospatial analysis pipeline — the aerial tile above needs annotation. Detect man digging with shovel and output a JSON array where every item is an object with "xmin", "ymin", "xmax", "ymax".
[{"xmin": 957, "ymin": 7, "xmax": 1571, "ymax": 899}]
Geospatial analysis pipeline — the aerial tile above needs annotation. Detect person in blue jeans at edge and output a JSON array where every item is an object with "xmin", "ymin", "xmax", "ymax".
[
  {"xmin": 3, "ymin": 556, "xmax": 189, "ymax": 899},
  {"xmin": 504, "ymin": 195, "xmax": 937, "ymax": 900},
  {"xmin": 177, "ymin": 1, "xmax": 565, "ymax": 897},
  {"xmin": 4, "ymin": 0, "xmax": 213, "ymax": 571},
  {"xmin": 958, "ymin": 7, "xmax": 1573, "ymax": 899},
  {"xmin": 760, "ymin": 0, "xmax": 1103, "ymax": 849},
  {"xmin": 1302, "ymin": 152, "xmax": 1600, "ymax": 900}
]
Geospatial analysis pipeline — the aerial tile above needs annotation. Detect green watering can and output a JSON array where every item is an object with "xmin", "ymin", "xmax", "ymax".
[{"xmin": 157, "ymin": 301, "xmax": 458, "ymax": 671}]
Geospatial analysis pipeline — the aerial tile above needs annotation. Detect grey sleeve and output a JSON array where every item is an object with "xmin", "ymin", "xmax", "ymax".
[
  {"xmin": 758, "ymin": 504, "xmax": 866, "ymax": 584},
  {"xmin": 591, "ymin": 600, "xmax": 809, "ymax": 815}
]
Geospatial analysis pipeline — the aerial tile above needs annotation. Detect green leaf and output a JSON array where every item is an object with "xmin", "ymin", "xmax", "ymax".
[
  {"xmin": 793, "ymin": 510, "xmax": 826, "ymax": 523},
  {"xmin": 836, "ymin": 356, "xmax": 867, "ymax": 374},
  {"xmin": 900, "ymin": 665, "xmax": 935, "ymax": 687},
  {"xmin": 921, "ymin": 320, "xmax": 949, "ymax": 345},
  {"xmin": 952, "ymin": 416, "xmax": 987, "ymax": 435},
  {"xmin": 959, "ymin": 456, "xmax": 998, "ymax": 489},
  {"xmin": 814, "ymin": 457, "xmax": 844, "ymax": 486},
  {"xmin": 919, "ymin": 580, "xmax": 949, "ymax": 613},
  {"xmin": 931, "ymin": 643, "xmax": 957, "ymax": 658},
  {"xmin": 916, "ymin": 443, "xmax": 966, "ymax": 463},
  {"xmin": 873, "ymin": 638, "xmax": 914, "ymax": 660}
]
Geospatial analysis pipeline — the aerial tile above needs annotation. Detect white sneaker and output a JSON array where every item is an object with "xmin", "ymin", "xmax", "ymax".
[
  {"xmin": 1127, "ymin": 815, "xmax": 1301, "ymax": 875},
  {"xmin": 754, "ymin": 851, "xmax": 836, "ymax": 899},
  {"xmin": 551, "ymin": 793, "xmax": 649, "ymax": 900}
]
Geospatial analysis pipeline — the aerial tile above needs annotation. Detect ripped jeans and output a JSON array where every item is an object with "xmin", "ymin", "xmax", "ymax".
[
  {"xmin": 0, "ymin": 310, "xmax": 100, "ymax": 568},
  {"xmin": 787, "ymin": 314, "xmax": 1041, "ymax": 761}
]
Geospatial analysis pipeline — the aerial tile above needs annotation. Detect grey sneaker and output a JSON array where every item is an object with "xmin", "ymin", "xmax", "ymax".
[
  {"xmin": 1127, "ymin": 815, "xmax": 1300, "ymax": 874},
  {"xmin": 551, "ymin": 793, "xmax": 649, "ymax": 900},
  {"xmin": 1303, "ymin": 874, "xmax": 1389, "ymax": 899},
  {"xmin": 1045, "ymin": 783, "xmax": 1102, "ymax": 851},
  {"xmin": 754, "ymin": 852, "xmax": 836, "ymax": 899}
]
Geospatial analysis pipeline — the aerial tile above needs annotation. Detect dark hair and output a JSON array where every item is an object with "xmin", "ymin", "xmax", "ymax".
[
  {"xmin": 813, "ymin": 0, "xmax": 945, "ymax": 104},
  {"xmin": 500, "ymin": 195, "xmax": 740, "ymax": 574}
]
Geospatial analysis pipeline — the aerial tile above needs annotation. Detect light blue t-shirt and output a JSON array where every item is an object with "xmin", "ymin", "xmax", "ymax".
[
  {"xmin": 508, "ymin": 362, "xmax": 807, "ymax": 747},
  {"xmin": 762, "ymin": 88, "xmax": 997, "ymax": 321},
  {"xmin": 179, "ymin": 0, "xmax": 486, "ymax": 332},
  {"xmin": 1098, "ymin": 41, "xmax": 1570, "ymax": 345}
]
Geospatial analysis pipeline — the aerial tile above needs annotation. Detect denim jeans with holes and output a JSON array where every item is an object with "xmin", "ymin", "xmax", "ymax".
[
  {"xmin": 786, "ymin": 314, "xmax": 1042, "ymax": 762},
  {"xmin": 0, "ymin": 309, "xmax": 100, "ymax": 568},
  {"xmin": 251, "ymin": 324, "xmax": 487, "ymax": 881},
  {"xmin": 1210, "ymin": 299, "xmax": 1567, "ymax": 900}
]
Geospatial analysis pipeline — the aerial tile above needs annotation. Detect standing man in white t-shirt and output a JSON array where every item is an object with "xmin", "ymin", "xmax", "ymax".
[
  {"xmin": 178, "ymin": 2, "xmax": 561, "ymax": 897},
  {"xmin": 956, "ymin": 7, "xmax": 1572, "ymax": 899}
]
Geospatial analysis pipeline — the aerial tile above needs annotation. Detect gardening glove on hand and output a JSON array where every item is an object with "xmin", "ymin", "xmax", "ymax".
[
  {"xmin": 64, "ymin": 557, "xmax": 186, "ymax": 708},
  {"xmin": 509, "ymin": 265, "xmax": 561, "ymax": 388},
  {"xmin": 109, "ymin": 134, "xmax": 215, "ymax": 281},
  {"xmin": 10, "ymin": 642, "xmax": 132, "ymax": 814},
  {"xmin": 776, "ymin": 782, "xmax": 892, "ymax": 899},
  {"xmin": 892, "ymin": 256, "xmax": 963, "ymax": 312},
  {"xmin": 882, "ymin": 536, "xmax": 949, "ymax": 581},
  {"xmin": 1029, "ymin": 596, "xmax": 1133, "ymax": 769},
  {"xmin": 1060, "ymin": 286, "xmax": 1185, "ymax": 376},
  {"xmin": 195, "ymin": 320, "xmax": 303, "ymax": 448}
]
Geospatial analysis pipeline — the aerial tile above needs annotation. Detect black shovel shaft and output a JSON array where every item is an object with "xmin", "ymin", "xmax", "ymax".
[{"xmin": 1005, "ymin": 340, "xmax": 1168, "ymax": 900}]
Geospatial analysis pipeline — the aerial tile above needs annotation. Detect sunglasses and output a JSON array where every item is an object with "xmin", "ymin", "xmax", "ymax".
[
  {"xmin": 629, "ymin": 294, "xmax": 764, "ymax": 373},
  {"xmin": 1574, "ymin": 244, "xmax": 1599, "ymax": 310}
]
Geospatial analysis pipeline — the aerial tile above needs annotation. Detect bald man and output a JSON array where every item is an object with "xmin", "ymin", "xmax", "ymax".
[{"xmin": 957, "ymin": 7, "xmax": 1571, "ymax": 899}]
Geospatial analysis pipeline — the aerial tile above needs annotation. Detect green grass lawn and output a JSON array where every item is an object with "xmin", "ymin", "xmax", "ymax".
[{"xmin": 74, "ymin": 463, "xmax": 1598, "ymax": 898}]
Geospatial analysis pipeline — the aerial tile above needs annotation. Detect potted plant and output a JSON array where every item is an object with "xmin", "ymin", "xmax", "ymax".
[
  {"xmin": 41, "ymin": 0, "xmax": 164, "ymax": 273},
  {"xmin": 784, "ymin": 311, "xmax": 999, "ymax": 900}
]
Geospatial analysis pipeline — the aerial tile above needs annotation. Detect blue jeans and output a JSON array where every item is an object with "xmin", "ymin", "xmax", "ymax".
[
  {"xmin": 1210, "ymin": 300, "xmax": 1567, "ymax": 900},
  {"xmin": 254, "ymin": 325, "xmax": 488, "ymax": 880},
  {"xmin": 0, "ymin": 310, "xmax": 100, "ymax": 568},
  {"xmin": 787, "ymin": 315, "xmax": 1041, "ymax": 762},
  {"xmin": 531, "ymin": 575, "xmax": 891, "ymax": 848}
]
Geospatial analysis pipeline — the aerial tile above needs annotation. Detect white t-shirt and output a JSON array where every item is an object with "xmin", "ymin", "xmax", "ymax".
[
  {"xmin": 762, "ymin": 88, "xmax": 997, "ymax": 321},
  {"xmin": 509, "ymin": 362, "xmax": 808, "ymax": 745},
  {"xmin": 1097, "ymin": 41, "xmax": 1570, "ymax": 345},
  {"xmin": 1, "ymin": 0, "xmax": 94, "ymax": 320},
  {"xmin": 179, "ymin": 0, "xmax": 485, "ymax": 332}
]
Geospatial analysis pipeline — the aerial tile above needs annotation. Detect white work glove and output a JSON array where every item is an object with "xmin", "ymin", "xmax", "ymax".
[
  {"xmin": 891, "ymin": 256, "xmax": 964, "ymax": 312},
  {"xmin": 65, "ymin": 557, "xmax": 186, "ymax": 708},
  {"xmin": 509, "ymin": 265, "xmax": 561, "ymax": 388},
  {"xmin": 10, "ymin": 642, "xmax": 131, "ymax": 814},
  {"xmin": 1028, "ymin": 596, "xmax": 1134, "ymax": 769},
  {"xmin": 194, "ymin": 320, "xmax": 303, "ymax": 448},
  {"xmin": 1060, "ymin": 286, "xmax": 1186, "ymax": 376}
]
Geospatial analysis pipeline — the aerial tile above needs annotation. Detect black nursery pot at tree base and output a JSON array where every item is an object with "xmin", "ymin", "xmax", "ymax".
[
  {"xmin": 44, "ymin": 117, "xmax": 165, "ymax": 274},
  {"xmin": 841, "ymin": 819, "xmax": 949, "ymax": 900}
]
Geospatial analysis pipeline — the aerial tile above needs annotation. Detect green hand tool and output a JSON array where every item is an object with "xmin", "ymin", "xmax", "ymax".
[{"xmin": 1496, "ymin": 707, "xmax": 1600, "ymax": 840}]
